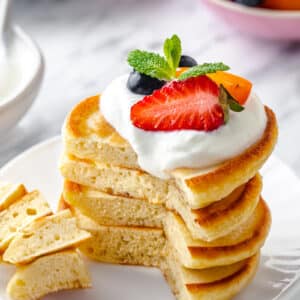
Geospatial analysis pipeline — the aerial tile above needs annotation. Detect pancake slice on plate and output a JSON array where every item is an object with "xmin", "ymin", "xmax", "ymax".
[
  {"xmin": 7, "ymin": 250, "xmax": 91, "ymax": 300},
  {"xmin": 0, "ymin": 190, "xmax": 52, "ymax": 252},
  {"xmin": 0, "ymin": 182, "xmax": 27, "ymax": 211},
  {"xmin": 3, "ymin": 209, "xmax": 91, "ymax": 265}
]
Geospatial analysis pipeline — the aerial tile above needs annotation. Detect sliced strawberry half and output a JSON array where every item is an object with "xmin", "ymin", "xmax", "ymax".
[{"xmin": 130, "ymin": 75, "xmax": 225, "ymax": 132}]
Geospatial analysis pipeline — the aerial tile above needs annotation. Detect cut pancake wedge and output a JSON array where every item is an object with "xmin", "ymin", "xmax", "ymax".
[
  {"xmin": 165, "ymin": 198, "xmax": 270, "ymax": 269},
  {"xmin": 0, "ymin": 191, "xmax": 52, "ymax": 252},
  {"xmin": 3, "ymin": 209, "xmax": 91, "ymax": 265},
  {"xmin": 0, "ymin": 182, "xmax": 27, "ymax": 211},
  {"xmin": 7, "ymin": 250, "xmax": 91, "ymax": 300},
  {"xmin": 62, "ymin": 95, "xmax": 278, "ymax": 208}
]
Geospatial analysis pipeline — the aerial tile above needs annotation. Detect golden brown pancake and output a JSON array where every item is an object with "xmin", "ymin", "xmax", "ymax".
[
  {"xmin": 168, "ymin": 174, "xmax": 262, "ymax": 241},
  {"xmin": 62, "ymin": 95, "xmax": 277, "ymax": 208},
  {"xmin": 62, "ymin": 174, "xmax": 261, "ymax": 241},
  {"xmin": 162, "ymin": 251, "xmax": 259, "ymax": 300},
  {"xmin": 164, "ymin": 198, "xmax": 270, "ymax": 269},
  {"xmin": 59, "ymin": 194, "xmax": 266, "ymax": 271}
]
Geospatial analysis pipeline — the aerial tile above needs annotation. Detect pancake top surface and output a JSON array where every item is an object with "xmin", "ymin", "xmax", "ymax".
[{"xmin": 66, "ymin": 95, "xmax": 127, "ymax": 145}]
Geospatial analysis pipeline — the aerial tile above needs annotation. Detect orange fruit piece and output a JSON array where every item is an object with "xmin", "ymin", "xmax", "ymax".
[
  {"xmin": 176, "ymin": 67, "xmax": 189, "ymax": 78},
  {"xmin": 206, "ymin": 71, "xmax": 252, "ymax": 105},
  {"xmin": 261, "ymin": 0, "xmax": 300, "ymax": 10}
]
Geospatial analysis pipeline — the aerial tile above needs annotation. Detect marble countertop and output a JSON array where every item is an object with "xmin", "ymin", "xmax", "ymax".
[{"xmin": 1, "ymin": 0, "xmax": 300, "ymax": 177}]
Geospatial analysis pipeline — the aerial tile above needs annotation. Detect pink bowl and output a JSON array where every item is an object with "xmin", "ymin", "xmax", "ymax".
[{"xmin": 202, "ymin": 0, "xmax": 300, "ymax": 40}]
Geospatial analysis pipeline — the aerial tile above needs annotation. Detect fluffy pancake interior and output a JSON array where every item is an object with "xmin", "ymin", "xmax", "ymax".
[
  {"xmin": 74, "ymin": 209, "xmax": 166, "ymax": 267},
  {"xmin": 63, "ymin": 180, "xmax": 166, "ymax": 228}
]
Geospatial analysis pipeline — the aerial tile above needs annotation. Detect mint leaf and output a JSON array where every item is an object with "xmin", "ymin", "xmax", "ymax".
[
  {"xmin": 220, "ymin": 85, "xmax": 244, "ymax": 112},
  {"xmin": 128, "ymin": 50, "xmax": 173, "ymax": 80},
  {"xmin": 163, "ymin": 34, "xmax": 181, "ymax": 75},
  {"xmin": 219, "ymin": 84, "xmax": 244, "ymax": 124},
  {"xmin": 228, "ymin": 98, "xmax": 244, "ymax": 112},
  {"xmin": 178, "ymin": 62, "xmax": 230, "ymax": 80},
  {"xmin": 219, "ymin": 85, "xmax": 230, "ymax": 123}
]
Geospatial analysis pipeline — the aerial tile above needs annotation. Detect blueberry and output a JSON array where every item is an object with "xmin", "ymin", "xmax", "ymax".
[
  {"xmin": 127, "ymin": 70, "xmax": 166, "ymax": 95},
  {"xmin": 234, "ymin": 0, "xmax": 262, "ymax": 6},
  {"xmin": 179, "ymin": 55, "xmax": 198, "ymax": 67}
]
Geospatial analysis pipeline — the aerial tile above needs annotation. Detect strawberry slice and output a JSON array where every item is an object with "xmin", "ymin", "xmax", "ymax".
[{"xmin": 130, "ymin": 75, "xmax": 225, "ymax": 132}]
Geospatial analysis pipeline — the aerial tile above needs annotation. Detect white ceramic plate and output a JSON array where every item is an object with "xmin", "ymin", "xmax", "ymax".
[{"xmin": 1, "ymin": 136, "xmax": 300, "ymax": 300}]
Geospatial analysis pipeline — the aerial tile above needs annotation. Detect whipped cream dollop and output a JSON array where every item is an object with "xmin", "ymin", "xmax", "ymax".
[{"xmin": 101, "ymin": 75, "xmax": 267, "ymax": 179}]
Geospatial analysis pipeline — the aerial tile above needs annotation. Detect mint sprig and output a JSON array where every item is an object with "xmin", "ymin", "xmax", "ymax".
[
  {"xmin": 127, "ymin": 35, "xmax": 231, "ymax": 83},
  {"xmin": 178, "ymin": 63, "xmax": 230, "ymax": 80},
  {"xmin": 127, "ymin": 34, "xmax": 181, "ymax": 80},
  {"xmin": 128, "ymin": 50, "xmax": 173, "ymax": 80}
]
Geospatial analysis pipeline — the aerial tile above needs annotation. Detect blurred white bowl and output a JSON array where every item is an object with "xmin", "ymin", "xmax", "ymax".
[{"xmin": 0, "ymin": 25, "xmax": 44, "ymax": 136}]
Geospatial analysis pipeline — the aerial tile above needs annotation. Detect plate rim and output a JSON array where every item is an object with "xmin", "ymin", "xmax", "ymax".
[{"xmin": 0, "ymin": 135, "xmax": 61, "ymax": 175}]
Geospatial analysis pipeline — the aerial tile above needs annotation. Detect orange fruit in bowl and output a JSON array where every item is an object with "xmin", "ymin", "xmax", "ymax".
[{"xmin": 261, "ymin": 0, "xmax": 300, "ymax": 10}]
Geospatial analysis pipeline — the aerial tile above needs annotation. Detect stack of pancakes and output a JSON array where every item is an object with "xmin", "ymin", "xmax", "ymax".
[{"xmin": 60, "ymin": 95, "xmax": 278, "ymax": 300}]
